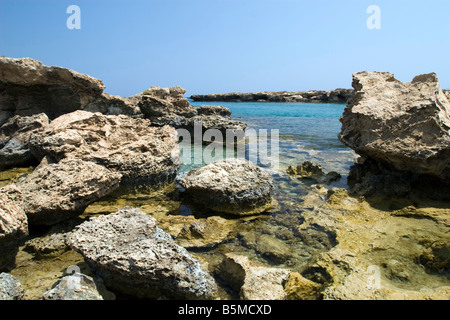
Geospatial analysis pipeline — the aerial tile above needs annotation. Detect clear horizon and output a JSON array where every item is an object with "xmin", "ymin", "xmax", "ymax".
[{"xmin": 1, "ymin": 0, "xmax": 449, "ymax": 97}]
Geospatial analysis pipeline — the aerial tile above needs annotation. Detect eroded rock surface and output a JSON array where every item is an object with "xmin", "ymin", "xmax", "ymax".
[
  {"xmin": 339, "ymin": 72, "xmax": 450, "ymax": 182},
  {"xmin": 179, "ymin": 158, "xmax": 273, "ymax": 215},
  {"xmin": 67, "ymin": 207, "xmax": 217, "ymax": 299},
  {"xmin": 28, "ymin": 110, "xmax": 180, "ymax": 186},
  {"xmin": 0, "ymin": 185, "xmax": 28, "ymax": 271},
  {"xmin": 16, "ymin": 158, "xmax": 122, "ymax": 225},
  {"xmin": 0, "ymin": 57, "xmax": 139, "ymax": 126}
]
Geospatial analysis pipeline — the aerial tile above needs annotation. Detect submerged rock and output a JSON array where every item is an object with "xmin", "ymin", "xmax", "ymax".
[
  {"xmin": 0, "ymin": 272, "xmax": 24, "ymax": 300},
  {"xmin": 16, "ymin": 158, "xmax": 122, "ymax": 225},
  {"xmin": 0, "ymin": 185, "xmax": 28, "ymax": 271},
  {"xmin": 179, "ymin": 158, "xmax": 273, "ymax": 215},
  {"xmin": 158, "ymin": 215, "xmax": 239, "ymax": 249},
  {"xmin": 67, "ymin": 207, "xmax": 217, "ymax": 299},
  {"xmin": 339, "ymin": 71, "xmax": 450, "ymax": 182},
  {"xmin": 287, "ymin": 161, "xmax": 324, "ymax": 179},
  {"xmin": 287, "ymin": 161, "xmax": 341, "ymax": 185},
  {"xmin": 28, "ymin": 110, "xmax": 180, "ymax": 186},
  {"xmin": 298, "ymin": 186, "xmax": 450, "ymax": 300}
]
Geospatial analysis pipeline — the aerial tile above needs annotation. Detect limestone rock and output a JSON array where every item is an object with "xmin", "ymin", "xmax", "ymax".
[
  {"xmin": 0, "ymin": 185, "xmax": 28, "ymax": 242},
  {"xmin": 0, "ymin": 273, "xmax": 24, "ymax": 300},
  {"xmin": 287, "ymin": 161, "xmax": 324, "ymax": 179},
  {"xmin": 197, "ymin": 105, "xmax": 232, "ymax": 118},
  {"xmin": 67, "ymin": 207, "xmax": 217, "ymax": 299},
  {"xmin": 28, "ymin": 110, "xmax": 180, "ymax": 186},
  {"xmin": 284, "ymin": 272, "xmax": 322, "ymax": 300},
  {"xmin": 339, "ymin": 71, "xmax": 450, "ymax": 181},
  {"xmin": 0, "ymin": 185, "xmax": 28, "ymax": 271},
  {"xmin": 216, "ymin": 253, "xmax": 291, "ymax": 300},
  {"xmin": 42, "ymin": 273, "xmax": 103, "ymax": 300},
  {"xmin": 190, "ymin": 89, "xmax": 354, "ymax": 104},
  {"xmin": 0, "ymin": 57, "xmax": 138, "ymax": 126},
  {"xmin": 16, "ymin": 158, "xmax": 122, "ymax": 225},
  {"xmin": 179, "ymin": 158, "xmax": 273, "ymax": 215}
]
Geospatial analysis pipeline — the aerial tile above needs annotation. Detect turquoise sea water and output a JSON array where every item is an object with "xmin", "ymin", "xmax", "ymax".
[{"xmin": 189, "ymin": 101, "xmax": 357, "ymax": 178}]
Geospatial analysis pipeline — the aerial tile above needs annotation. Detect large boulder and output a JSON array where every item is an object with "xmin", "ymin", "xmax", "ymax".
[
  {"xmin": 339, "ymin": 72, "xmax": 450, "ymax": 181},
  {"xmin": 67, "ymin": 207, "xmax": 217, "ymax": 299},
  {"xmin": 0, "ymin": 57, "xmax": 138, "ymax": 126},
  {"xmin": 179, "ymin": 158, "xmax": 273, "ymax": 215},
  {"xmin": 28, "ymin": 110, "xmax": 180, "ymax": 186},
  {"xmin": 16, "ymin": 158, "xmax": 122, "ymax": 225},
  {"xmin": 0, "ymin": 185, "xmax": 28, "ymax": 271},
  {"xmin": 0, "ymin": 113, "xmax": 49, "ymax": 169}
]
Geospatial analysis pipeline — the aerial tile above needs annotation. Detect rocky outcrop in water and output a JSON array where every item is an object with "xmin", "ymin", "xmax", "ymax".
[
  {"xmin": 67, "ymin": 207, "xmax": 217, "ymax": 299},
  {"xmin": 138, "ymin": 86, "xmax": 247, "ymax": 136},
  {"xmin": 0, "ymin": 185, "xmax": 28, "ymax": 271},
  {"xmin": 339, "ymin": 72, "xmax": 450, "ymax": 184},
  {"xmin": 191, "ymin": 89, "xmax": 354, "ymax": 103},
  {"xmin": 179, "ymin": 158, "xmax": 273, "ymax": 215},
  {"xmin": 16, "ymin": 158, "xmax": 121, "ymax": 225},
  {"xmin": 28, "ymin": 110, "xmax": 180, "ymax": 186}
]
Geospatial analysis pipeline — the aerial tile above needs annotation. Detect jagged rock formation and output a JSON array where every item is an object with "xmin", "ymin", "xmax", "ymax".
[
  {"xmin": 67, "ymin": 207, "xmax": 218, "ymax": 299},
  {"xmin": 16, "ymin": 158, "xmax": 122, "ymax": 225},
  {"xmin": 28, "ymin": 110, "xmax": 180, "ymax": 186},
  {"xmin": 179, "ymin": 158, "xmax": 273, "ymax": 215},
  {"xmin": 0, "ymin": 57, "xmax": 139, "ymax": 126},
  {"xmin": 0, "ymin": 185, "xmax": 28, "ymax": 271},
  {"xmin": 0, "ymin": 57, "xmax": 246, "ymax": 145},
  {"xmin": 190, "ymin": 89, "xmax": 354, "ymax": 103},
  {"xmin": 339, "ymin": 72, "xmax": 450, "ymax": 183}
]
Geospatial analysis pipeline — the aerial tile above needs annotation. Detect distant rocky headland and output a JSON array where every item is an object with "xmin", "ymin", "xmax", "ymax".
[
  {"xmin": 191, "ymin": 88, "xmax": 450, "ymax": 104},
  {"xmin": 190, "ymin": 89, "xmax": 355, "ymax": 103}
]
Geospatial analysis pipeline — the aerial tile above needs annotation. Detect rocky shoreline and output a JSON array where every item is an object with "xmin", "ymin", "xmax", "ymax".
[
  {"xmin": 191, "ymin": 89, "xmax": 450, "ymax": 104},
  {"xmin": 190, "ymin": 89, "xmax": 355, "ymax": 103},
  {"xmin": 1, "ymin": 57, "xmax": 450, "ymax": 300}
]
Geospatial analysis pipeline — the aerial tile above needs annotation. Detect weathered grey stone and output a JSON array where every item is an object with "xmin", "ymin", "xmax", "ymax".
[
  {"xmin": 0, "ymin": 57, "xmax": 139, "ymax": 126},
  {"xmin": 216, "ymin": 253, "xmax": 291, "ymax": 300},
  {"xmin": 0, "ymin": 185, "xmax": 28, "ymax": 271},
  {"xmin": 67, "ymin": 207, "xmax": 217, "ymax": 299},
  {"xmin": 339, "ymin": 71, "xmax": 450, "ymax": 181},
  {"xmin": 42, "ymin": 273, "xmax": 103, "ymax": 300},
  {"xmin": 0, "ymin": 273, "xmax": 24, "ymax": 300},
  {"xmin": 16, "ymin": 158, "xmax": 122, "ymax": 225},
  {"xmin": 179, "ymin": 158, "xmax": 273, "ymax": 215},
  {"xmin": 28, "ymin": 110, "xmax": 180, "ymax": 186}
]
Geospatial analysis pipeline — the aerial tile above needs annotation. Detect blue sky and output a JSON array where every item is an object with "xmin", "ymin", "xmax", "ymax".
[{"xmin": 1, "ymin": 0, "xmax": 449, "ymax": 96}]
